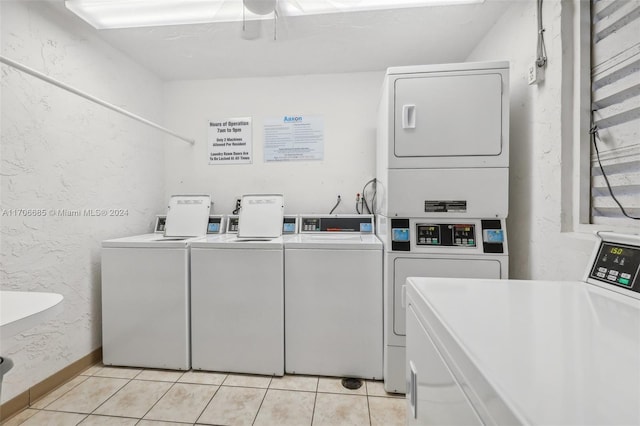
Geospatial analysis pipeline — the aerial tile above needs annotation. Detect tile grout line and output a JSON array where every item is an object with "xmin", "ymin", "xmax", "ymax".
[
  {"xmin": 365, "ymin": 382, "xmax": 373, "ymax": 426},
  {"xmin": 192, "ymin": 382, "xmax": 222, "ymax": 425},
  {"xmin": 136, "ymin": 378, "xmax": 181, "ymax": 423},
  {"xmin": 250, "ymin": 384, "xmax": 270, "ymax": 426},
  {"xmin": 30, "ymin": 373, "xmax": 90, "ymax": 411},
  {"xmin": 87, "ymin": 371, "xmax": 137, "ymax": 418}
]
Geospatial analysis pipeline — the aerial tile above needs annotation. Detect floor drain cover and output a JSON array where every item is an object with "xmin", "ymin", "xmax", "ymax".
[{"xmin": 341, "ymin": 378, "xmax": 363, "ymax": 390}]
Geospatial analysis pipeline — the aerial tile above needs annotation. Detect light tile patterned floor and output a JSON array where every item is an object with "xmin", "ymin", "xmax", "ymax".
[{"xmin": 3, "ymin": 364, "xmax": 406, "ymax": 426}]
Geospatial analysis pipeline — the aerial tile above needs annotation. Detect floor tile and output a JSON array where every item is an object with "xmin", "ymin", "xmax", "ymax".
[
  {"xmin": 269, "ymin": 375, "xmax": 318, "ymax": 392},
  {"xmin": 93, "ymin": 379, "xmax": 172, "ymax": 418},
  {"xmin": 368, "ymin": 396, "xmax": 406, "ymax": 426},
  {"xmin": 143, "ymin": 383, "xmax": 218, "ymax": 424},
  {"xmin": 178, "ymin": 370, "xmax": 227, "ymax": 385},
  {"xmin": 312, "ymin": 393, "xmax": 369, "ymax": 426},
  {"xmin": 92, "ymin": 366, "xmax": 142, "ymax": 379},
  {"xmin": 223, "ymin": 373, "xmax": 272, "ymax": 388},
  {"xmin": 79, "ymin": 364, "xmax": 104, "ymax": 376},
  {"xmin": 317, "ymin": 377, "xmax": 366, "ymax": 395},
  {"xmin": 138, "ymin": 421, "xmax": 192, "ymax": 425},
  {"xmin": 19, "ymin": 410, "xmax": 87, "ymax": 425},
  {"xmin": 45, "ymin": 376, "xmax": 129, "ymax": 414},
  {"xmin": 253, "ymin": 389, "xmax": 315, "ymax": 426},
  {"xmin": 79, "ymin": 415, "xmax": 139, "ymax": 425},
  {"xmin": 197, "ymin": 386, "xmax": 266, "ymax": 426},
  {"xmin": 1, "ymin": 408, "xmax": 39, "ymax": 426},
  {"xmin": 365, "ymin": 380, "xmax": 404, "ymax": 398},
  {"xmin": 136, "ymin": 369, "xmax": 184, "ymax": 382},
  {"xmin": 31, "ymin": 375, "xmax": 89, "ymax": 409}
]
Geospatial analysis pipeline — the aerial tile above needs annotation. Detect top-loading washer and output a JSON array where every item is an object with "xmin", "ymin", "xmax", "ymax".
[
  {"xmin": 284, "ymin": 214, "xmax": 383, "ymax": 379},
  {"xmin": 191, "ymin": 194, "xmax": 285, "ymax": 376},
  {"xmin": 101, "ymin": 195, "xmax": 211, "ymax": 370},
  {"xmin": 405, "ymin": 232, "xmax": 640, "ymax": 425}
]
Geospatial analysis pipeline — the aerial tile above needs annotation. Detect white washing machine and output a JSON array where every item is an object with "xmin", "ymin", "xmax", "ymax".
[
  {"xmin": 191, "ymin": 194, "xmax": 285, "ymax": 376},
  {"xmin": 284, "ymin": 214, "xmax": 383, "ymax": 379},
  {"xmin": 377, "ymin": 216, "xmax": 508, "ymax": 393},
  {"xmin": 101, "ymin": 195, "xmax": 211, "ymax": 370},
  {"xmin": 405, "ymin": 232, "xmax": 640, "ymax": 425}
]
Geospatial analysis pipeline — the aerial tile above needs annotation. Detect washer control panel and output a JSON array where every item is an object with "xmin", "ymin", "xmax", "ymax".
[
  {"xmin": 300, "ymin": 215, "xmax": 374, "ymax": 233},
  {"xmin": 154, "ymin": 215, "xmax": 167, "ymax": 233},
  {"xmin": 206, "ymin": 215, "xmax": 225, "ymax": 234},
  {"xmin": 226, "ymin": 215, "xmax": 239, "ymax": 233},
  {"xmin": 283, "ymin": 215, "xmax": 298, "ymax": 234},
  {"xmin": 589, "ymin": 241, "xmax": 640, "ymax": 293}
]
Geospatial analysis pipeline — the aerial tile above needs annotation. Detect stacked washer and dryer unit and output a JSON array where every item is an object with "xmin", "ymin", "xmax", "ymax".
[{"xmin": 376, "ymin": 61, "xmax": 511, "ymax": 393}]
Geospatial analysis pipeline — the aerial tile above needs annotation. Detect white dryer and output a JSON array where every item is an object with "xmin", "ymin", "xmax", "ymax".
[
  {"xmin": 376, "ymin": 61, "xmax": 509, "ymax": 219},
  {"xmin": 101, "ymin": 195, "xmax": 211, "ymax": 370},
  {"xmin": 378, "ymin": 216, "xmax": 508, "ymax": 393},
  {"xmin": 190, "ymin": 194, "xmax": 285, "ymax": 376},
  {"xmin": 405, "ymin": 232, "xmax": 640, "ymax": 425},
  {"xmin": 284, "ymin": 214, "xmax": 383, "ymax": 379}
]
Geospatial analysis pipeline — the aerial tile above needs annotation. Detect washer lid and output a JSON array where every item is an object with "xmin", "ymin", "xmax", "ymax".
[
  {"xmin": 164, "ymin": 195, "xmax": 211, "ymax": 237},
  {"xmin": 238, "ymin": 194, "xmax": 284, "ymax": 239}
]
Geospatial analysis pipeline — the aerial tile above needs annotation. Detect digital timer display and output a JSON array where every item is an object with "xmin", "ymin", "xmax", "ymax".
[
  {"xmin": 610, "ymin": 247, "xmax": 625, "ymax": 255},
  {"xmin": 590, "ymin": 242, "xmax": 639, "ymax": 292}
]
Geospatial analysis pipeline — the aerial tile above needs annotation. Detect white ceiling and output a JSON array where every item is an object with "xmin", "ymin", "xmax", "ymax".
[{"xmin": 59, "ymin": 1, "xmax": 511, "ymax": 81}]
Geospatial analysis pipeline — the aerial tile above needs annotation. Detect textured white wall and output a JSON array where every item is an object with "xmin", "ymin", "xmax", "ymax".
[
  {"xmin": 466, "ymin": 0, "xmax": 594, "ymax": 280},
  {"xmin": 163, "ymin": 73, "xmax": 383, "ymax": 215},
  {"xmin": 0, "ymin": 2, "xmax": 165, "ymax": 403}
]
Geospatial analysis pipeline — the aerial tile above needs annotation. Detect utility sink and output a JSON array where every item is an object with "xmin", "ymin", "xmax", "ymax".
[
  {"xmin": 0, "ymin": 291, "xmax": 64, "ymax": 342},
  {"xmin": 0, "ymin": 290, "xmax": 63, "ymax": 398}
]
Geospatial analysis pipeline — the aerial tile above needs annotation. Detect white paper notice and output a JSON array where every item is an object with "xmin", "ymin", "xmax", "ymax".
[
  {"xmin": 208, "ymin": 117, "xmax": 252, "ymax": 164},
  {"xmin": 264, "ymin": 115, "xmax": 324, "ymax": 162}
]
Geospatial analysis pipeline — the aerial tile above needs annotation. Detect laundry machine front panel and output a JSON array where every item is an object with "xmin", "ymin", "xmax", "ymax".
[
  {"xmin": 101, "ymin": 247, "xmax": 190, "ymax": 370},
  {"xmin": 285, "ymin": 248, "xmax": 382, "ymax": 378},
  {"xmin": 388, "ymin": 256, "xmax": 504, "ymax": 343},
  {"xmin": 191, "ymin": 247, "xmax": 284, "ymax": 376}
]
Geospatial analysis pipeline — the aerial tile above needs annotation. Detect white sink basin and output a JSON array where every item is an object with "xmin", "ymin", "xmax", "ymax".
[{"xmin": 0, "ymin": 291, "xmax": 64, "ymax": 342}]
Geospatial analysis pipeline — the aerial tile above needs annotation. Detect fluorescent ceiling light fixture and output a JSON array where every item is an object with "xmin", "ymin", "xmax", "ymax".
[{"xmin": 65, "ymin": 0, "xmax": 484, "ymax": 30}]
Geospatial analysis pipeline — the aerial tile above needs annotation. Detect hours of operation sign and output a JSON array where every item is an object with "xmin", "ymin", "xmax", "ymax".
[{"xmin": 208, "ymin": 117, "xmax": 252, "ymax": 164}]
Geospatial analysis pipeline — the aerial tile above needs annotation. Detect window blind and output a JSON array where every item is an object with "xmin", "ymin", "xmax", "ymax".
[{"xmin": 590, "ymin": 0, "xmax": 640, "ymax": 226}]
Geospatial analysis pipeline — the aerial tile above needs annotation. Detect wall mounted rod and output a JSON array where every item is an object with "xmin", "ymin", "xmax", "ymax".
[{"xmin": 0, "ymin": 55, "xmax": 195, "ymax": 145}]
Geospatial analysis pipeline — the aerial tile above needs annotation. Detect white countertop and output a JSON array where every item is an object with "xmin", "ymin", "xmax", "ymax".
[
  {"xmin": 407, "ymin": 277, "xmax": 640, "ymax": 425},
  {"xmin": 1, "ymin": 291, "xmax": 64, "ymax": 342}
]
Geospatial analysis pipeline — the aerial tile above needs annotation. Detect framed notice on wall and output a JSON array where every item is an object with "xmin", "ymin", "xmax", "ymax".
[
  {"xmin": 263, "ymin": 115, "xmax": 324, "ymax": 162},
  {"xmin": 208, "ymin": 117, "xmax": 252, "ymax": 164}
]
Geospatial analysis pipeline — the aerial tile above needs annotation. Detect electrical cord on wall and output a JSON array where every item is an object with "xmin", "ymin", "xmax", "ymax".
[
  {"xmin": 232, "ymin": 199, "xmax": 241, "ymax": 215},
  {"xmin": 329, "ymin": 195, "xmax": 341, "ymax": 214},
  {"xmin": 536, "ymin": 0, "xmax": 548, "ymax": 68},
  {"xmin": 589, "ymin": 119, "xmax": 640, "ymax": 220},
  {"xmin": 360, "ymin": 178, "xmax": 377, "ymax": 214}
]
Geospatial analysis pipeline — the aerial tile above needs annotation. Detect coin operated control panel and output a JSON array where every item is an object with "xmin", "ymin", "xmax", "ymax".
[
  {"xmin": 389, "ymin": 218, "xmax": 506, "ymax": 254},
  {"xmin": 588, "ymin": 237, "xmax": 640, "ymax": 295},
  {"xmin": 206, "ymin": 215, "xmax": 225, "ymax": 234},
  {"xmin": 300, "ymin": 215, "xmax": 375, "ymax": 233}
]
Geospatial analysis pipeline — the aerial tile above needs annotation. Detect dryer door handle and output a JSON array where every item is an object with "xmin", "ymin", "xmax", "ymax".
[{"xmin": 402, "ymin": 104, "xmax": 416, "ymax": 129}]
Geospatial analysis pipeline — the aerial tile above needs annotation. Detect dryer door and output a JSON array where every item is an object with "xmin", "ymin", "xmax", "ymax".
[
  {"xmin": 393, "ymin": 257, "xmax": 502, "ymax": 337},
  {"xmin": 394, "ymin": 73, "xmax": 503, "ymax": 159}
]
